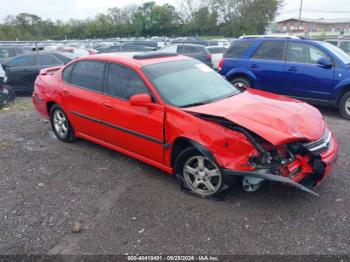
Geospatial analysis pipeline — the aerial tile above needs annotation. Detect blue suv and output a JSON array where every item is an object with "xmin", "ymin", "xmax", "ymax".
[{"xmin": 219, "ymin": 36, "xmax": 350, "ymax": 119}]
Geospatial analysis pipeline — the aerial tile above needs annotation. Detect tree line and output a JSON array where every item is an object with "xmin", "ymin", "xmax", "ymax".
[{"xmin": 0, "ymin": 0, "xmax": 283, "ymax": 40}]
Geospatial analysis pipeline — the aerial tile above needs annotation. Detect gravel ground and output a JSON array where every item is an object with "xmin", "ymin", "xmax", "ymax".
[{"xmin": 0, "ymin": 99, "xmax": 349, "ymax": 255}]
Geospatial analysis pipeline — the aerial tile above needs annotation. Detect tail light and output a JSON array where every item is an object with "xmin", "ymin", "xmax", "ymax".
[
  {"xmin": 208, "ymin": 53, "xmax": 212, "ymax": 60},
  {"xmin": 218, "ymin": 58, "xmax": 224, "ymax": 72}
]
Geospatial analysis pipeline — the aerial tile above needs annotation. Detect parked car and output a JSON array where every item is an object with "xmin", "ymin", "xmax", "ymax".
[
  {"xmin": 219, "ymin": 36, "xmax": 350, "ymax": 119},
  {"xmin": 1, "ymin": 52, "xmax": 77, "ymax": 95},
  {"xmin": 326, "ymin": 38, "xmax": 350, "ymax": 54},
  {"xmin": 98, "ymin": 45, "xmax": 156, "ymax": 54},
  {"xmin": 0, "ymin": 46, "xmax": 25, "ymax": 63},
  {"xmin": 161, "ymin": 44, "xmax": 213, "ymax": 67},
  {"xmin": 0, "ymin": 65, "xmax": 15, "ymax": 107},
  {"xmin": 32, "ymin": 52, "xmax": 338, "ymax": 198},
  {"xmin": 206, "ymin": 46, "xmax": 227, "ymax": 70}
]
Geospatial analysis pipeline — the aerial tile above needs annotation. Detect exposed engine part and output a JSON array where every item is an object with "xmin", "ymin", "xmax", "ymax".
[{"xmin": 242, "ymin": 177, "xmax": 264, "ymax": 192}]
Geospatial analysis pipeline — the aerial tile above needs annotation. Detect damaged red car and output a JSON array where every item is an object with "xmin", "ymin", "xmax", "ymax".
[{"xmin": 32, "ymin": 52, "xmax": 338, "ymax": 198}]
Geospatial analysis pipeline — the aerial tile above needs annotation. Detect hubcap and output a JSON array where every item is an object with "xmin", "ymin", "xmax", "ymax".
[
  {"xmin": 233, "ymin": 82, "xmax": 247, "ymax": 89},
  {"xmin": 53, "ymin": 110, "xmax": 68, "ymax": 138},
  {"xmin": 345, "ymin": 98, "xmax": 350, "ymax": 116},
  {"xmin": 183, "ymin": 156, "xmax": 222, "ymax": 196}
]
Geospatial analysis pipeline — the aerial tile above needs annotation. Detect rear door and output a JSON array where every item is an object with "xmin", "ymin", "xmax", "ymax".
[
  {"xmin": 101, "ymin": 63, "xmax": 165, "ymax": 163},
  {"xmin": 283, "ymin": 42, "xmax": 335, "ymax": 100},
  {"xmin": 62, "ymin": 60, "xmax": 105, "ymax": 141},
  {"xmin": 247, "ymin": 40, "xmax": 287, "ymax": 93}
]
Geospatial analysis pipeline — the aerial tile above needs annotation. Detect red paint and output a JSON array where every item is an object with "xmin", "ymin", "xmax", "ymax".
[{"xmin": 32, "ymin": 54, "xmax": 338, "ymax": 187}]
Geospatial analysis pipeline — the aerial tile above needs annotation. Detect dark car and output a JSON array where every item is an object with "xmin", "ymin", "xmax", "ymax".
[
  {"xmin": 161, "ymin": 44, "xmax": 213, "ymax": 67},
  {"xmin": 1, "ymin": 52, "xmax": 77, "ymax": 95},
  {"xmin": 171, "ymin": 40, "xmax": 211, "ymax": 46},
  {"xmin": 0, "ymin": 46, "xmax": 25, "ymax": 63},
  {"xmin": 98, "ymin": 45, "xmax": 156, "ymax": 54}
]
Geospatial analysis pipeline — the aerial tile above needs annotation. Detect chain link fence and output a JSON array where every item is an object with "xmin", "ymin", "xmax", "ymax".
[{"xmin": 0, "ymin": 38, "xmax": 231, "ymax": 108}]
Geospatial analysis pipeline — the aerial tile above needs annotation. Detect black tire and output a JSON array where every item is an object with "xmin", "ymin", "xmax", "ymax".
[
  {"xmin": 175, "ymin": 147, "xmax": 234, "ymax": 199},
  {"xmin": 339, "ymin": 91, "xmax": 350, "ymax": 120},
  {"xmin": 50, "ymin": 104, "xmax": 76, "ymax": 142},
  {"xmin": 231, "ymin": 77, "xmax": 251, "ymax": 89},
  {"xmin": 0, "ymin": 85, "xmax": 15, "ymax": 108}
]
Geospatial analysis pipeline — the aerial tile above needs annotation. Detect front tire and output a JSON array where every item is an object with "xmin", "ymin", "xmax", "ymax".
[
  {"xmin": 339, "ymin": 91, "xmax": 350, "ymax": 120},
  {"xmin": 175, "ymin": 147, "xmax": 228, "ymax": 198},
  {"xmin": 50, "ymin": 105, "xmax": 76, "ymax": 142}
]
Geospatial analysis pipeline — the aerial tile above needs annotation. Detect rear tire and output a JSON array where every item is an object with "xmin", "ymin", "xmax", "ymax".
[
  {"xmin": 339, "ymin": 91, "xmax": 350, "ymax": 120},
  {"xmin": 50, "ymin": 104, "xmax": 76, "ymax": 142},
  {"xmin": 175, "ymin": 147, "xmax": 232, "ymax": 198},
  {"xmin": 231, "ymin": 77, "xmax": 251, "ymax": 89}
]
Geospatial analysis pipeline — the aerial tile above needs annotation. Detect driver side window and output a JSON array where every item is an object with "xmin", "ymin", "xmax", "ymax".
[
  {"xmin": 106, "ymin": 63, "xmax": 151, "ymax": 100},
  {"xmin": 287, "ymin": 42, "xmax": 331, "ymax": 64}
]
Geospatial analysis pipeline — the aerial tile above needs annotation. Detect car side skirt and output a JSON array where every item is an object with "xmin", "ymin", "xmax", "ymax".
[{"xmin": 75, "ymin": 131, "xmax": 174, "ymax": 174}]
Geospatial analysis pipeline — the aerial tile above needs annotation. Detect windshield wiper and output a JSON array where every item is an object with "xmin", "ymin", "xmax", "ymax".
[{"xmin": 179, "ymin": 102, "xmax": 207, "ymax": 108}]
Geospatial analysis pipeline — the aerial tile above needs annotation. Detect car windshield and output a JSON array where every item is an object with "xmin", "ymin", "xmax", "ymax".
[
  {"xmin": 320, "ymin": 41, "xmax": 350, "ymax": 65},
  {"xmin": 142, "ymin": 59, "xmax": 240, "ymax": 108}
]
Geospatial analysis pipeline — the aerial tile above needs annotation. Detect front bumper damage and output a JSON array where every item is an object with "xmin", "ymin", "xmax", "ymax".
[
  {"xmin": 222, "ymin": 168, "xmax": 320, "ymax": 196},
  {"xmin": 222, "ymin": 131, "xmax": 338, "ymax": 197}
]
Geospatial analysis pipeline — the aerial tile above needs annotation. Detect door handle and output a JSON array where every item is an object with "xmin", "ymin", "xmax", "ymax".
[
  {"xmin": 103, "ymin": 103, "xmax": 113, "ymax": 109},
  {"xmin": 251, "ymin": 64, "xmax": 258, "ymax": 69},
  {"xmin": 62, "ymin": 90, "xmax": 69, "ymax": 96},
  {"xmin": 288, "ymin": 67, "xmax": 298, "ymax": 72}
]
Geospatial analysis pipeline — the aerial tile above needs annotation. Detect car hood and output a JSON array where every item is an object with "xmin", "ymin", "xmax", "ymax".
[{"xmin": 185, "ymin": 88, "xmax": 325, "ymax": 145}]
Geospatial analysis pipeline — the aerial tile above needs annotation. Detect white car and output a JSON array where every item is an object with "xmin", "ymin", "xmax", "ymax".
[{"xmin": 206, "ymin": 46, "xmax": 227, "ymax": 70}]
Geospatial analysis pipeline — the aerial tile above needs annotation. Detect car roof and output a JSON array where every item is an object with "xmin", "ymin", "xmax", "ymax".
[
  {"xmin": 169, "ymin": 43, "xmax": 206, "ymax": 48},
  {"xmin": 78, "ymin": 52, "xmax": 191, "ymax": 67}
]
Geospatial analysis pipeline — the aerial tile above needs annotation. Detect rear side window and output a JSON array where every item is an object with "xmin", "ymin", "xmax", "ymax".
[
  {"xmin": 252, "ymin": 41, "xmax": 287, "ymax": 61},
  {"xmin": 340, "ymin": 42, "xmax": 350, "ymax": 53},
  {"xmin": 207, "ymin": 47, "xmax": 226, "ymax": 54},
  {"xmin": 8, "ymin": 55, "xmax": 36, "ymax": 67},
  {"xmin": 39, "ymin": 54, "xmax": 62, "ymax": 66},
  {"xmin": 106, "ymin": 63, "xmax": 150, "ymax": 100},
  {"xmin": 183, "ymin": 46, "xmax": 201, "ymax": 54},
  {"xmin": 70, "ymin": 60, "xmax": 105, "ymax": 91},
  {"xmin": 224, "ymin": 41, "xmax": 254, "ymax": 58},
  {"xmin": 63, "ymin": 64, "xmax": 74, "ymax": 83}
]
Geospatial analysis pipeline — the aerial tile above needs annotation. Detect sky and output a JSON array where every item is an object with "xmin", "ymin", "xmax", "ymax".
[{"xmin": 0, "ymin": 0, "xmax": 350, "ymax": 22}]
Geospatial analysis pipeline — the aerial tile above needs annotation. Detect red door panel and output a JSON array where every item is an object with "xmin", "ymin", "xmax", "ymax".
[
  {"xmin": 102, "ymin": 96, "xmax": 165, "ymax": 163},
  {"xmin": 63, "ymin": 84, "xmax": 104, "ymax": 141}
]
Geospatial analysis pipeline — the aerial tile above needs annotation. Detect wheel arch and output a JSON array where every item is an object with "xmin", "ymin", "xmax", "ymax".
[
  {"xmin": 46, "ymin": 101, "xmax": 57, "ymax": 115},
  {"xmin": 170, "ymin": 137, "xmax": 215, "ymax": 169},
  {"xmin": 335, "ymin": 83, "xmax": 350, "ymax": 105},
  {"xmin": 225, "ymin": 68, "xmax": 257, "ymax": 87}
]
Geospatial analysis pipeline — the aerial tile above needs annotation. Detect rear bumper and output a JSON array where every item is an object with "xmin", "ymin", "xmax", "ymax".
[{"xmin": 32, "ymin": 95, "xmax": 49, "ymax": 119}]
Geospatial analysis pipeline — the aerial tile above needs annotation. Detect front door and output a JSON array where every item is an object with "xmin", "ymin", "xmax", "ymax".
[
  {"xmin": 283, "ymin": 42, "xmax": 335, "ymax": 100},
  {"xmin": 101, "ymin": 63, "xmax": 165, "ymax": 163}
]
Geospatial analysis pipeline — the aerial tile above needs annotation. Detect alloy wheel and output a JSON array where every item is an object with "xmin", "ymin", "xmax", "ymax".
[
  {"xmin": 345, "ymin": 97, "xmax": 350, "ymax": 116},
  {"xmin": 183, "ymin": 156, "xmax": 222, "ymax": 196},
  {"xmin": 53, "ymin": 110, "xmax": 68, "ymax": 139}
]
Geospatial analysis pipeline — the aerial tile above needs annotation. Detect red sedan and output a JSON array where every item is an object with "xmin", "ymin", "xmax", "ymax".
[{"xmin": 32, "ymin": 52, "xmax": 338, "ymax": 198}]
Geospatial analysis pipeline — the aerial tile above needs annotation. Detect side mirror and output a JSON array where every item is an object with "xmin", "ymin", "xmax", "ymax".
[
  {"xmin": 317, "ymin": 57, "xmax": 333, "ymax": 68},
  {"xmin": 129, "ymin": 93, "xmax": 153, "ymax": 107}
]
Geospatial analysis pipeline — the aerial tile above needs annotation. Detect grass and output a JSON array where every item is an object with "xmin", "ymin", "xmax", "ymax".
[{"xmin": 0, "ymin": 97, "xmax": 34, "ymax": 113}]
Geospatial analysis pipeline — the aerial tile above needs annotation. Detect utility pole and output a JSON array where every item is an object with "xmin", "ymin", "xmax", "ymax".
[{"xmin": 298, "ymin": 0, "xmax": 303, "ymax": 29}]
